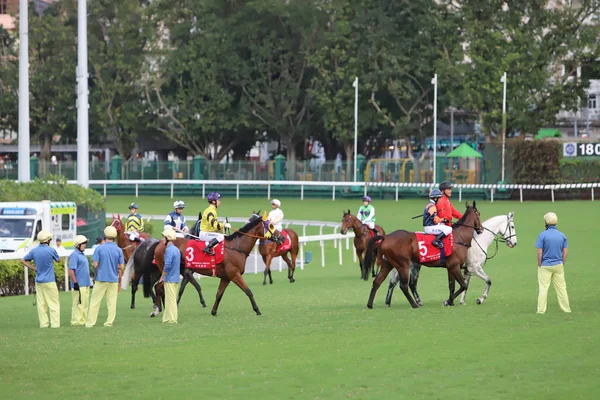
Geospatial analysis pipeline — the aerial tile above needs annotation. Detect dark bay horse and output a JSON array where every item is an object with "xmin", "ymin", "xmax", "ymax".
[
  {"xmin": 258, "ymin": 227, "xmax": 299, "ymax": 285},
  {"xmin": 110, "ymin": 215, "xmax": 151, "ymax": 263},
  {"xmin": 341, "ymin": 210, "xmax": 385, "ymax": 278},
  {"xmin": 362, "ymin": 202, "xmax": 483, "ymax": 308},
  {"xmin": 150, "ymin": 213, "xmax": 284, "ymax": 316}
]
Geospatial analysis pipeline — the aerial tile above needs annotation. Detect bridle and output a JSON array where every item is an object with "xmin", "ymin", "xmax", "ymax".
[
  {"xmin": 342, "ymin": 214, "xmax": 370, "ymax": 237},
  {"xmin": 452, "ymin": 208, "xmax": 483, "ymax": 248},
  {"xmin": 473, "ymin": 214, "xmax": 516, "ymax": 261}
]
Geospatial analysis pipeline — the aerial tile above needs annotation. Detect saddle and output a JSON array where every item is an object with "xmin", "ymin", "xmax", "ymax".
[{"xmin": 414, "ymin": 232, "xmax": 453, "ymax": 263}]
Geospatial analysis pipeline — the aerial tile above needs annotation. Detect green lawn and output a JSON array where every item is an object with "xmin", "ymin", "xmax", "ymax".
[{"xmin": 1, "ymin": 197, "xmax": 599, "ymax": 399}]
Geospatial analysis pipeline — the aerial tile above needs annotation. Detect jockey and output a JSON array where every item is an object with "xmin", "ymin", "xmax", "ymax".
[
  {"xmin": 164, "ymin": 200, "xmax": 189, "ymax": 238},
  {"xmin": 358, "ymin": 196, "xmax": 379, "ymax": 236},
  {"xmin": 126, "ymin": 203, "xmax": 145, "ymax": 243},
  {"xmin": 199, "ymin": 192, "xmax": 231, "ymax": 256},
  {"xmin": 423, "ymin": 189, "xmax": 452, "ymax": 249},
  {"xmin": 268, "ymin": 199, "xmax": 284, "ymax": 231},
  {"xmin": 436, "ymin": 181, "xmax": 463, "ymax": 227}
]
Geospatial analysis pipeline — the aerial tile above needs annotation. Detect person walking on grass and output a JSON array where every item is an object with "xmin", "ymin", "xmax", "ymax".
[
  {"xmin": 86, "ymin": 226, "xmax": 124, "ymax": 327},
  {"xmin": 21, "ymin": 230, "xmax": 61, "ymax": 328},
  {"xmin": 536, "ymin": 212, "xmax": 571, "ymax": 314},
  {"xmin": 159, "ymin": 228, "xmax": 181, "ymax": 324}
]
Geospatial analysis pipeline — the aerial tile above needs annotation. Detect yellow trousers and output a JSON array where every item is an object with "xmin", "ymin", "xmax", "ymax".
[
  {"xmin": 162, "ymin": 282, "xmax": 179, "ymax": 324},
  {"xmin": 71, "ymin": 286, "xmax": 90, "ymax": 326},
  {"xmin": 86, "ymin": 281, "xmax": 118, "ymax": 327},
  {"xmin": 35, "ymin": 282, "xmax": 60, "ymax": 328},
  {"xmin": 537, "ymin": 264, "xmax": 571, "ymax": 314}
]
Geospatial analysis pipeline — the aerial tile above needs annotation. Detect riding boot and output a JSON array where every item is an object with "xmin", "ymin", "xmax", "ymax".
[
  {"xmin": 203, "ymin": 238, "xmax": 219, "ymax": 256},
  {"xmin": 432, "ymin": 232, "xmax": 446, "ymax": 249}
]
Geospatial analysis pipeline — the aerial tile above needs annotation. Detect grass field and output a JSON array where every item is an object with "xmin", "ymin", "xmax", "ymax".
[{"xmin": 1, "ymin": 196, "xmax": 599, "ymax": 399}]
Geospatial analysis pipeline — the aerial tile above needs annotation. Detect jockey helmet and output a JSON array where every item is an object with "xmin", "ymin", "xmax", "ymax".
[
  {"xmin": 207, "ymin": 192, "xmax": 221, "ymax": 203},
  {"xmin": 37, "ymin": 230, "xmax": 53, "ymax": 243},
  {"xmin": 439, "ymin": 181, "xmax": 453, "ymax": 191},
  {"xmin": 162, "ymin": 228, "xmax": 177, "ymax": 241},
  {"xmin": 129, "ymin": 203, "xmax": 139, "ymax": 210},
  {"xmin": 429, "ymin": 189, "xmax": 443, "ymax": 199},
  {"xmin": 362, "ymin": 196, "xmax": 371, "ymax": 203},
  {"xmin": 74, "ymin": 235, "xmax": 88, "ymax": 247},
  {"xmin": 173, "ymin": 200, "xmax": 185, "ymax": 209},
  {"xmin": 543, "ymin": 212, "xmax": 558, "ymax": 226},
  {"xmin": 271, "ymin": 199, "xmax": 281, "ymax": 207},
  {"xmin": 104, "ymin": 226, "xmax": 118, "ymax": 239}
]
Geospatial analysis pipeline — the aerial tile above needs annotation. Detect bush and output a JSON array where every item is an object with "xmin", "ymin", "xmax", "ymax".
[
  {"xmin": 512, "ymin": 140, "xmax": 562, "ymax": 184},
  {"xmin": 560, "ymin": 158, "xmax": 600, "ymax": 183}
]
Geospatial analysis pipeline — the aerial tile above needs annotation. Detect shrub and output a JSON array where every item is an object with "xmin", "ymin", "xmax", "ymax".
[{"xmin": 512, "ymin": 140, "xmax": 561, "ymax": 184}]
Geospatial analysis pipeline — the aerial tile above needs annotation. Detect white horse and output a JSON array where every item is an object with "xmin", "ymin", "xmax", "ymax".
[{"xmin": 385, "ymin": 212, "xmax": 517, "ymax": 306}]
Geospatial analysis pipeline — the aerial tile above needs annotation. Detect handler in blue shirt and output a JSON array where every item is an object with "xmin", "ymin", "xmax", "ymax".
[
  {"xmin": 535, "ymin": 212, "xmax": 571, "ymax": 314},
  {"xmin": 86, "ymin": 226, "xmax": 124, "ymax": 327},
  {"xmin": 69, "ymin": 235, "xmax": 91, "ymax": 326},
  {"xmin": 21, "ymin": 230, "xmax": 61, "ymax": 328},
  {"xmin": 159, "ymin": 228, "xmax": 181, "ymax": 324}
]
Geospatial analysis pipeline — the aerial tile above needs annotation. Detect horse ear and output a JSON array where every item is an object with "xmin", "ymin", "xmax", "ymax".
[
  {"xmin": 472, "ymin": 200, "xmax": 477, "ymax": 209},
  {"xmin": 465, "ymin": 201, "xmax": 469, "ymax": 209},
  {"xmin": 118, "ymin": 213, "xmax": 121, "ymax": 220},
  {"xmin": 262, "ymin": 211, "xmax": 268, "ymax": 221},
  {"xmin": 347, "ymin": 209, "xmax": 351, "ymax": 214}
]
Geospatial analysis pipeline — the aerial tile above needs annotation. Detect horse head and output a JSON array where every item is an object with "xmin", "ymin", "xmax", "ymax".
[
  {"xmin": 503, "ymin": 211, "xmax": 517, "ymax": 248},
  {"xmin": 262, "ymin": 219, "xmax": 285, "ymax": 245},
  {"xmin": 464, "ymin": 201, "xmax": 483, "ymax": 235},
  {"xmin": 341, "ymin": 209, "xmax": 357, "ymax": 234},
  {"xmin": 110, "ymin": 215, "xmax": 124, "ymax": 234}
]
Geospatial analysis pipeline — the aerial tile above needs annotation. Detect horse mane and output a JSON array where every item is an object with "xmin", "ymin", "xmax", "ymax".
[
  {"xmin": 225, "ymin": 216, "xmax": 263, "ymax": 241},
  {"xmin": 452, "ymin": 205, "xmax": 475, "ymax": 228}
]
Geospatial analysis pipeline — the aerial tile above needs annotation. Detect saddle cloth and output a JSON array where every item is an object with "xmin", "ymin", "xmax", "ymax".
[
  {"xmin": 184, "ymin": 239, "xmax": 225, "ymax": 272},
  {"xmin": 414, "ymin": 232, "xmax": 453, "ymax": 263}
]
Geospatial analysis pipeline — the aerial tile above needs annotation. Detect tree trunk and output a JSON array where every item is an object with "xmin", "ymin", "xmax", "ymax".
[
  {"xmin": 344, "ymin": 142, "xmax": 354, "ymax": 182},
  {"xmin": 286, "ymin": 139, "xmax": 296, "ymax": 180},
  {"xmin": 41, "ymin": 134, "xmax": 51, "ymax": 162}
]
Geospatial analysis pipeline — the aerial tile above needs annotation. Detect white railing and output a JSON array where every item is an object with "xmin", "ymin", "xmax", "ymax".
[
  {"xmin": 0, "ymin": 231, "xmax": 356, "ymax": 296},
  {"xmin": 70, "ymin": 179, "xmax": 599, "ymax": 202}
]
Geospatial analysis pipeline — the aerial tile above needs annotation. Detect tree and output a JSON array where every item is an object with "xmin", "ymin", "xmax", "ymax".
[
  {"xmin": 0, "ymin": 26, "xmax": 17, "ymax": 136},
  {"xmin": 144, "ymin": 0, "xmax": 254, "ymax": 161}
]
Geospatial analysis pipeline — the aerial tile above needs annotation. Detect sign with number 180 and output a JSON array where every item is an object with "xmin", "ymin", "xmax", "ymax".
[{"xmin": 563, "ymin": 142, "xmax": 600, "ymax": 157}]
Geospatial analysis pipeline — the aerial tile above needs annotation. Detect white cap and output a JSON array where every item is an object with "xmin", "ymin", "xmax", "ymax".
[{"xmin": 271, "ymin": 199, "xmax": 281, "ymax": 207}]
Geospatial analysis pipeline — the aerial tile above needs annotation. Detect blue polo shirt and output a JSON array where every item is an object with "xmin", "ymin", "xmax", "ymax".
[
  {"xmin": 92, "ymin": 241, "xmax": 124, "ymax": 282},
  {"xmin": 163, "ymin": 243, "xmax": 181, "ymax": 283},
  {"xmin": 69, "ymin": 250, "xmax": 91, "ymax": 287},
  {"xmin": 535, "ymin": 226, "xmax": 568, "ymax": 267},
  {"xmin": 23, "ymin": 244, "xmax": 60, "ymax": 284}
]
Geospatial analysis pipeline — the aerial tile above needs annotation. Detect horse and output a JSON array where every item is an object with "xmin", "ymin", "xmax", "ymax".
[
  {"xmin": 110, "ymin": 214, "xmax": 152, "ymax": 263},
  {"xmin": 362, "ymin": 202, "xmax": 483, "ymax": 308},
  {"xmin": 122, "ymin": 215, "xmax": 208, "ymax": 316},
  {"xmin": 384, "ymin": 212, "xmax": 517, "ymax": 307},
  {"xmin": 149, "ymin": 213, "xmax": 284, "ymax": 316},
  {"xmin": 340, "ymin": 210, "xmax": 385, "ymax": 278},
  {"xmin": 258, "ymin": 224, "xmax": 299, "ymax": 285}
]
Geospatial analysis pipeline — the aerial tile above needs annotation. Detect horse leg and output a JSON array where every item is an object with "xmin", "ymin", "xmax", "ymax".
[
  {"xmin": 281, "ymin": 252, "xmax": 295, "ymax": 283},
  {"xmin": 409, "ymin": 262, "xmax": 423, "ymax": 307},
  {"xmin": 185, "ymin": 270, "xmax": 207, "ymax": 308},
  {"xmin": 357, "ymin": 249, "xmax": 364, "ymax": 279},
  {"xmin": 385, "ymin": 268, "xmax": 399, "ymax": 307},
  {"xmin": 231, "ymin": 275, "xmax": 261, "ymax": 316},
  {"xmin": 130, "ymin": 279, "xmax": 138, "ymax": 309},
  {"xmin": 471, "ymin": 267, "xmax": 492, "ymax": 305},
  {"xmin": 367, "ymin": 259, "xmax": 403, "ymax": 309},
  {"xmin": 459, "ymin": 269, "xmax": 471, "ymax": 305},
  {"xmin": 151, "ymin": 282, "xmax": 164, "ymax": 317},
  {"xmin": 262, "ymin": 254, "xmax": 272, "ymax": 285},
  {"xmin": 177, "ymin": 272, "xmax": 190, "ymax": 305},
  {"xmin": 211, "ymin": 278, "xmax": 230, "ymax": 316},
  {"xmin": 444, "ymin": 266, "xmax": 468, "ymax": 306}
]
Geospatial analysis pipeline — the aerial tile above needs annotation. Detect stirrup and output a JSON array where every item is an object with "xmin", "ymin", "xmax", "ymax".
[{"xmin": 203, "ymin": 247, "xmax": 215, "ymax": 256}]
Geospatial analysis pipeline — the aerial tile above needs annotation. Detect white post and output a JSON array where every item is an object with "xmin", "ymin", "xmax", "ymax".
[
  {"xmin": 76, "ymin": 0, "xmax": 90, "ymax": 187},
  {"xmin": 24, "ymin": 266, "xmax": 29, "ymax": 295},
  {"xmin": 64, "ymin": 258, "xmax": 69, "ymax": 292},
  {"xmin": 299, "ymin": 243, "xmax": 305, "ymax": 270},
  {"xmin": 353, "ymin": 77, "xmax": 359, "ymax": 182},
  {"xmin": 501, "ymin": 72, "xmax": 507, "ymax": 182},
  {"xmin": 18, "ymin": 0, "xmax": 30, "ymax": 183},
  {"xmin": 338, "ymin": 239, "xmax": 343, "ymax": 265},
  {"xmin": 431, "ymin": 74, "xmax": 438, "ymax": 184},
  {"xmin": 321, "ymin": 241, "xmax": 325, "ymax": 267}
]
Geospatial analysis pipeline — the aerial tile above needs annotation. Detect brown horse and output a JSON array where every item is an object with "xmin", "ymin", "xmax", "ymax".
[
  {"xmin": 340, "ymin": 210, "xmax": 385, "ymax": 278},
  {"xmin": 110, "ymin": 215, "xmax": 151, "ymax": 263},
  {"xmin": 258, "ymin": 227, "xmax": 299, "ymax": 285},
  {"xmin": 362, "ymin": 202, "xmax": 483, "ymax": 308},
  {"xmin": 149, "ymin": 213, "xmax": 284, "ymax": 316}
]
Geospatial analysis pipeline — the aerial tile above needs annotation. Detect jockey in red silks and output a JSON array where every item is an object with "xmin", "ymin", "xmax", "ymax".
[
  {"xmin": 436, "ymin": 181, "xmax": 463, "ymax": 228},
  {"xmin": 423, "ymin": 189, "xmax": 450, "ymax": 249}
]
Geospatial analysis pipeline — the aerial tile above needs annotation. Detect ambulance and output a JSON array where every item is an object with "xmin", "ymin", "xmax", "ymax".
[{"xmin": 0, "ymin": 201, "xmax": 77, "ymax": 254}]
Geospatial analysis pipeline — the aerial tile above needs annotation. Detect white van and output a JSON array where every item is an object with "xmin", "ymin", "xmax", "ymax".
[{"xmin": 0, "ymin": 201, "xmax": 77, "ymax": 254}]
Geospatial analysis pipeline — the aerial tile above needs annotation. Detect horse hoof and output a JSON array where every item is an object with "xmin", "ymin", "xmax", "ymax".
[
  {"xmin": 417, "ymin": 301, "xmax": 423, "ymax": 307},
  {"xmin": 262, "ymin": 282, "xmax": 266, "ymax": 286},
  {"xmin": 130, "ymin": 305, "xmax": 135, "ymax": 309},
  {"xmin": 201, "ymin": 304, "xmax": 207, "ymax": 308},
  {"xmin": 367, "ymin": 304, "xmax": 373, "ymax": 309},
  {"xmin": 211, "ymin": 311, "xmax": 217, "ymax": 316},
  {"xmin": 385, "ymin": 303, "xmax": 390, "ymax": 308},
  {"xmin": 476, "ymin": 299, "xmax": 483, "ymax": 305},
  {"xmin": 443, "ymin": 301, "xmax": 448, "ymax": 307},
  {"xmin": 256, "ymin": 312, "xmax": 262, "ymax": 316},
  {"xmin": 269, "ymin": 282, "xmax": 273, "ymax": 285},
  {"xmin": 412, "ymin": 304, "xmax": 419, "ymax": 309},
  {"xmin": 289, "ymin": 279, "xmax": 295, "ymax": 283}
]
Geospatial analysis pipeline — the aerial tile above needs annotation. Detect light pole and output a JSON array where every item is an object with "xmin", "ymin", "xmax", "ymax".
[
  {"xmin": 18, "ymin": 0, "xmax": 30, "ymax": 182},
  {"xmin": 501, "ymin": 72, "xmax": 507, "ymax": 182},
  {"xmin": 76, "ymin": 0, "xmax": 90, "ymax": 188},
  {"xmin": 431, "ymin": 74, "xmax": 438, "ymax": 184},
  {"xmin": 352, "ymin": 77, "xmax": 358, "ymax": 182}
]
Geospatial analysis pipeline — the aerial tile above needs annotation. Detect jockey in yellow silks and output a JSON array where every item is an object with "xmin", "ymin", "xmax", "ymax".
[{"xmin": 198, "ymin": 192, "xmax": 231, "ymax": 255}]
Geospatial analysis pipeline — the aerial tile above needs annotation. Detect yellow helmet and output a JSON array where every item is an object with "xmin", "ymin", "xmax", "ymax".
[
  {"xmin": 162, "ymin": 228, "xmax": 177, "ymax": 241},
  {"xmin": 74, "ymin": 235, "xmax": 88, "ymax": 247},
  {"xmin": 37, "ymin": 230, "xmax": 53, "ymax": 243},
  {"xmin": 543, "ymin": 212, "xmax": 558, "ymax": 226},
  {"xmin": 104, "ymin": 226, "xmax": 118, "ymax": 239}
]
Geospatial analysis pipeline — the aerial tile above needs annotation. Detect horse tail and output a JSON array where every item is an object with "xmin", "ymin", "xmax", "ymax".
[
  {"xmin": 142, "ymin": 241, "xmax": 161, "ymax": 298},
  {"xmin": 362, "ymin": 236, "xmax": 384, "ymax": 281},
  {"xmin": 121, "ymin": 254, "xmax": 136, "ymax": 291}
]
